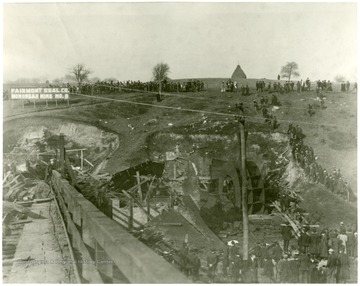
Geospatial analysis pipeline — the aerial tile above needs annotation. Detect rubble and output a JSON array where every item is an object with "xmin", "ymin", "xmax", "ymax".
[{"xmin": 28, "ymin": 181, "xmax": 51, "ymax": 199}]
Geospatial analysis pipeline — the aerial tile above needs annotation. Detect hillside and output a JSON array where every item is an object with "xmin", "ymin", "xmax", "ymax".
[{"xmin": 4, "ymin": 81, "xmax": 357, "ymax": 229}]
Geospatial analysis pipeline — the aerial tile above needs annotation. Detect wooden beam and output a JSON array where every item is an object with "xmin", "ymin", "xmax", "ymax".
[
  {"xmin": 136, "ymin": 171, "xmax": 143, "ymax": 201},
  {"xmin": 272, "ymin": 201, "xmax": 301, "ymax": 238},
  {"xmin": 11, "ymin": 219, "xmax": 33, "ymax": 225},
  {"xmin": 126, "ymin": 178, "xmax": 150, "ymax": 195},
  {"xmin": 128, "ymin": 197, "xmax": 134, "ymax": 231},
  {"xmin": 122, "ymin": 190, "xmax": 153, "ymax": 220},
  {"xmin": 144, "ymin": 176, "xmax": 156, "ymax": 202},
  {"xmin": 84, "ymin": 158, "xmax": 94, "ymax": 167},
  {"xmin": 80, "ymin": 149, "xmax": 84, "ymax": 170}
]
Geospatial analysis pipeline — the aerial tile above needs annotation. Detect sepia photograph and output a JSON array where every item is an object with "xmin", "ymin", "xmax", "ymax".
[{"xmin": 2, "ymin": 1, "xmax": 358, "ymax": 283}]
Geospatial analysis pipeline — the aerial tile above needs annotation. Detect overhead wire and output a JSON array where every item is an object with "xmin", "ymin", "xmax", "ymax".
[
  {"xmin": 70, "ymin": 91, "xmax": 346, "ymax": 128},
  {"xmin": 92, "ymin": 84, "xmax": 349, "ymax": 112}
]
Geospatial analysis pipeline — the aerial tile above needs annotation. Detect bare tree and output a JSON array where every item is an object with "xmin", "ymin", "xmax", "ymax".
[
  {"xmin": 69, "ymin": 64, "xmax": 91, "ymax": 88},
  {"xmin": 152, "ymin": 62, "xmax": 170, "ymax": 93},
  {"xmin": 280, "ymin": 62, "xmax": 300, "ymax": 81}
]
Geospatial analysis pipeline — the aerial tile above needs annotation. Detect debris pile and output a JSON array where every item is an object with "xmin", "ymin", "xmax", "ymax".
[{"xmin": 3, "ymin": 172, "xmax": 52, "ymax": 203}]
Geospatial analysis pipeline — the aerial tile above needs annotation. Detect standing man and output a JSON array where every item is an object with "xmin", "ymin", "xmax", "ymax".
[
  {"xmin": 354, "ymin": 232, "xmax": 358, "ymax": 258},
  {"xmin": 188, "ymin": 249, "xmax": 201, "ymax": 282},
  {"xmin": 309, "ymin": 227, "xmax": 320, "ymax": 256},
  {"xmin": 281, "ymin": 223, "xmax": 292, "ymax": 253},
  {"xmin": 221, "ymin": 81, "xmax": 226, "ymax": 93},
  {"xmin": 179, "ymin": 242, "xmax": 189, "ymax": 274},
  {"xmin": 277, "ymin": 254, "xmax": 290, "ymax": 283},
  {"xmin": 346, "ymin": 81, "xmax": 350, "ymax": 91},
  {"xmin": 231, "ymin": 253, "xmax": 242, "ymax": 282},
  {"xmin": 271, "ymin": 242, "xmax": 283, "ymax": 262},
  {"xmin": 298, "ymin": 252, "xmax": 311, "ymax": 283},
  {"xmin": 338, "ymin": 231, "xmax": 348, "ymax": 254},
  {"xmin": 326, "ymin": 248, "xmax": 338, "ymax": 283},
  {"xmin": 346, "ymin": 229, "xmax": 355, "ymax": 258},
  {"xmin": 339, "ymin": 222, "xmax": 347, "ymax": 234},
  {"xmin": 249, "ymin": 253, "xmax": 259, "ymax": 283},
  {"xmin": 45, "ymin": 159, "xmax": 56, "ymax": 183},
  {"xmin": 337, "ymin": 247, "xmax": 350, "ymax": 283},
  {"xmin": 207, "ymin": 248, "xmax": 219, "ymax": 282},
  {"xmin": 298, "ymin": 228, "xmax": 311, "ymax": 254},
  {"xmin": 319, "ymin": 232, "xmax": 329, "ymax": 259},
  {"xmin": 222, "ymin": 244, "xmax": 230, "ymax": 278}
]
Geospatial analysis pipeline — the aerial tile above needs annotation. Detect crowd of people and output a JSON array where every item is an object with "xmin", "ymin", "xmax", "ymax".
[
  {"xmin": 221, "ymin": 79, "xmax": 238, "ymax": 93},
  {"xmin": 220, "ymin": 77, "xmax": 343, "ymax": 96},
  {"xmin": 316, "ymin": 80, "xmax": 333, "ymax": 92},
  {"xmin": 176, "ymin": 218, "xmax": 356, "ymax": 283},
  {"xmin": 287, "ymin": 124, "xmax": 353, "ymax": 201},
  {"xmin": 106, "ymin": 79, "xmax": 205, "ymax": 93},
  {"xmin": 220, "ymin": 80, "xmax": 250, "ymax": 95},
  {"xmin": 340, "ymin": 81, "xmax": 351, "ymax": 92},
  {"xmin": 256, "ymin": 81, "xmax": 266, "ymax": 92},
  {"xmin": 251, "ymin": 94, "xmax": 281, "ymax": 131},
  {"xmin": 279, "ymin": 222, "xmax": 356, "ymax": 283},
  {"xmin": 256, "ymin": 80, "xmax": 311, "ymax": 94},
  {"xmin": 47, "ymin": 79, "xmax": 206, "ymax": 95}
]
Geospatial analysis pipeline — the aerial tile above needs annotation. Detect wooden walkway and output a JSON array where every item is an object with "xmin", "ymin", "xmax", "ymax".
[{"xmin": 6, "ymin": 200, "xmax": 78, "ymax": 283}]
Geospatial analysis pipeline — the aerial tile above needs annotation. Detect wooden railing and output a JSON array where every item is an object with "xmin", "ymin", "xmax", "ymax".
[{"xmin": 51, "ymin": 171, "xmax": 190, "ymax": 283}]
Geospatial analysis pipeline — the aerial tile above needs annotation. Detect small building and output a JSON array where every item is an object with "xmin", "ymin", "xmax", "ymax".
[{"xmin": 231, "ymin": 64, "xmax": 247, "ymax": 80}]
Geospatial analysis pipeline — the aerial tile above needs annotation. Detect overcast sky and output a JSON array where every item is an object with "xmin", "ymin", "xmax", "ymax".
[{"xmin": 3, "ymin": 2, "xmax": 358, "ymax": 82}]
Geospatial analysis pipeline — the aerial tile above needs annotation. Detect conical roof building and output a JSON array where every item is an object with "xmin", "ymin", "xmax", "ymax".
[{"xmin": 231, "ymin": 64, "xmax": 247, "ymax": 80}]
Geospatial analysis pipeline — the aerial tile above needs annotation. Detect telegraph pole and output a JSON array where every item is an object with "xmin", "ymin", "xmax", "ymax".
[
  {"xmin": 59, "ymin": 133, "xmax": 65, "ymax": 177},
  {"xmin": 237, "ymin": 111, "xmax": 249, "ymax": 260}
]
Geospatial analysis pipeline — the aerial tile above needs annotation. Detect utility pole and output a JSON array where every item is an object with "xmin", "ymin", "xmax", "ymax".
[
  {"xmin": 238, "ymin": 113, "xmax": 249, "ymax": 260},
  {"xmin": 59, "ymin": 133, "xmax": 65, "ymax": 177}
]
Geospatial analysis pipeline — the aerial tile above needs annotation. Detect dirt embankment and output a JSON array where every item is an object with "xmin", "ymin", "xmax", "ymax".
[{"xmin": 282, "ymin": 160, "xmax": 357, "ymax": 229}]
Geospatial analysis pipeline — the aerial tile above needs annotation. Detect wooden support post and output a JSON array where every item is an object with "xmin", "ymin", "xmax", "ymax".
[
  {"xmin": 33, "ymin": 100, "xmax": 36, "ymax": 109},
  {"xmin": 239, "ymin": 118, "xmax": 249, "ymax": 261},
  {"xmin": 10, "ymin": 97, "xmax": 13, "ymax": 110},
  {"xmin": 80, "ymin": 149, "xmax": 84, "ymax": 170},
  {"xmin": 128, "ymin": 197, "xmax": 134, "ymax": 231},
  {"xmin": 169, "ymin": 189, "xmax": 173, "ymax": 209},
  {"xmin": 59, "ymin": 133, "xmax": 65, "ymax": 177},
  {"xmin": 147, "ymin": 199, "xmax": 150, "ymax": 223},
  {"xmin": 67, "ymin": 97, "xmax": 70, "ymax": 107},
  {"xmin": 56, "ymin": 99, "xmax": 58, "ymax": 107},
  {"xmin": 46, "ymin": 99, "xmax": 48, "ymax": 108},
  {"xmin": 136, "ymin": 171, "xmax": 142, "ymax": 201},
  {"xmin": 22, "ymin": 100, "xmax": 24, "ymax": 110},
  {"xmin": 144, "ymin": 176, "xmax": 155, "ymax": 202},
  {"xmin": 173, "ymin": 163, "xmax": 177, "ymax": 180}
]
